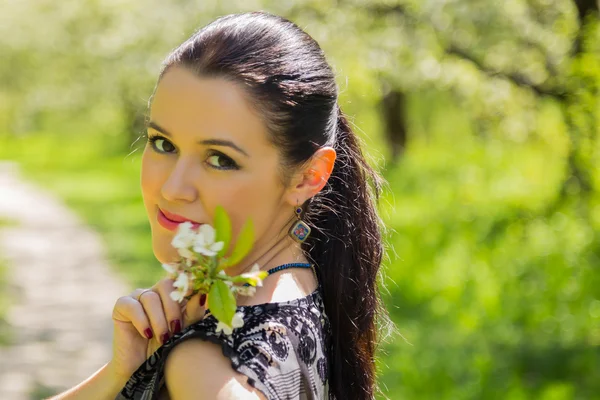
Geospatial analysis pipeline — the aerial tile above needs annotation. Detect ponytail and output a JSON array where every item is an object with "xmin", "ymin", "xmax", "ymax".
[{"xmin": 304, "ymin": 104, "xmax": 389, "ymax": 399}]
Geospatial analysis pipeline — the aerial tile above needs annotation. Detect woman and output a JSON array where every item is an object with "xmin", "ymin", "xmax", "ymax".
[{"xmin": 52, "ymin": 11, "xmax": 388, "ymax": 400}]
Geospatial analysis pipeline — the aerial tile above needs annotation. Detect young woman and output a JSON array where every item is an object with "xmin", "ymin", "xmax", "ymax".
[{"xmin": 52, "ymin": 11, "xmax": 388, "ymax": 400}]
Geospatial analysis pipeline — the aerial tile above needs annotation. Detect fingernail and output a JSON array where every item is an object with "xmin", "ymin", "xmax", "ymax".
[
  {"xmin": 144, "ymin": 328, "xmax": 153, "ymax": 339},
  {"xmin": 161, "ymin": 332, "xmax": 170, "ymax": 344},
  {"xmin": 199, "ymin": 294, "xmax": 207, "ymax": 307},
  {"xmin": 171, "ymin": 319, "xmax": 181, "ymax": 334}
]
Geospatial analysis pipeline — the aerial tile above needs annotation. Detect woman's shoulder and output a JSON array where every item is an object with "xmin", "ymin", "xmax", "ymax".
[
  {"xmin": 116, "ymin": 286, "xmax": 330, "ymax": 400},
  {"xmin": 224, "ymin": 286, "xmax": 330, "ymax": 398},
  {"xmin": 174, "ymin": 285, "xmax": 330, "ymax": 398}
]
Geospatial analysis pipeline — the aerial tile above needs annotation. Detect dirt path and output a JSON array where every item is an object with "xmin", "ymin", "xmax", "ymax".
[{"xmin": 0, "ymin": 161, "xmax": 129, "ymax": 400}]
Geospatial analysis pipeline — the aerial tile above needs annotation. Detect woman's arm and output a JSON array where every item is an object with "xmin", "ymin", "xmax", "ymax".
[
  {"xmin": 46, "ymin": 361, "xmax": 127, "ymax": 400},
  {"xmin": 164, "ymin": 339, "xmax": 268, "ymax": 400}
]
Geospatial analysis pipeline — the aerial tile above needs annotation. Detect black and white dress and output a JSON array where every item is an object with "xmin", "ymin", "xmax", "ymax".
[{"xmin": 115, "ymin": 283, "xmax": 331, "ymax": 400}]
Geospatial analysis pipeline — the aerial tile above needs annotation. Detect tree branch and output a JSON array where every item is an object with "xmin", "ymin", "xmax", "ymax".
[
  {"xmin": 367, "ymin": 3, "xmax": 568, "ymax": 100},
  {"xmin": 446, "ymin": 45, "xmax": 567, "ymax": 101}
]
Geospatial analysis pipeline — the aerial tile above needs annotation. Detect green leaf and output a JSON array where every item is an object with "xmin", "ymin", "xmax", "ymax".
[
  {"xmin": 213, "ymin": 205, "xmax": 231, "ymax": 258},
  {"xmin": 222, "ymin": 218, "xmax": 254, "ymax": 268},
  {"xmin": 208, "ymin": 280, "xmax": 236, "ymax": 325}
]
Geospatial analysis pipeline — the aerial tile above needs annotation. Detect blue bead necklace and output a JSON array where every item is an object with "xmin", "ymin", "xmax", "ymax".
[{"xmin": 242, "ymin": 262, "xmax": 313, "ymax": 287}]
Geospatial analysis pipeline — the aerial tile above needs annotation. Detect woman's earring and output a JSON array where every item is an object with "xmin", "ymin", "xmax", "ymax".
[{"xmin": 288, "ymin": 200, "xmax": 311, "ymax": 243}]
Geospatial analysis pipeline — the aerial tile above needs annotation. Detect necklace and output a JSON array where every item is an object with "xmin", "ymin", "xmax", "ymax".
[{"xmin": 242, "ymin": 262, "xmax": 314, "ymax": 287}]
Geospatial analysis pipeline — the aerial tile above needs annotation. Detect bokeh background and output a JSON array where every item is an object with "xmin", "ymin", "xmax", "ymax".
[{"xmin": 0, "ymin": 1, "xmax": 599, "ymax": 399}]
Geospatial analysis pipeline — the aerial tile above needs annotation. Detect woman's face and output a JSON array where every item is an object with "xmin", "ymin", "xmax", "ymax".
[{"xmin": 141, "ymin": 66, "xmax": 297, "ymax": 267}]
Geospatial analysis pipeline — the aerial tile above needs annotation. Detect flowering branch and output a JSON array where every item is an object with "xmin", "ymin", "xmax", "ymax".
[{"xmin": 162, "ymin": 206, "xmax": 268, "ymax": 335}]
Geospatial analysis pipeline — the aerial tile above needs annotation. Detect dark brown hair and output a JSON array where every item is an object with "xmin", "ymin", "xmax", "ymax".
[{"xmin": 157, "ymin": 11, "xmax": 390, "ymax": 399}]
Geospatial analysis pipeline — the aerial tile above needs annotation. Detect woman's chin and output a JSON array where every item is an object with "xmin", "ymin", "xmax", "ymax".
[{"xmin": 152, "ymin": 243, "xmax": 179, "ymax": 264}]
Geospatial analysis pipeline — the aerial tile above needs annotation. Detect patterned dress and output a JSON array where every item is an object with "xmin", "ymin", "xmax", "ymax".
[{"xmin": 115, "ymin": 284, "xmax": 331, "ymax": 400}]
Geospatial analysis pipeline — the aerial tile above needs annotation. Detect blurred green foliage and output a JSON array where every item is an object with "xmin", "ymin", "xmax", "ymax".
[{"xmin": 0, "ymin": 1, "xmax": 599, "ymax": 399}]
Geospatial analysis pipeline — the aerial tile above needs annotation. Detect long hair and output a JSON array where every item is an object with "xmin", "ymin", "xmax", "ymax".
[{"xmin": 158, "ymin": 11, "xmax": 390, "ymax": 399}]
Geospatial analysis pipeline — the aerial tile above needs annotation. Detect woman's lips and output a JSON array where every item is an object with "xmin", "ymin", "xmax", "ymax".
[{"xmin": 157, "ymin": 208, "xmax": 201, "ymax": 231}]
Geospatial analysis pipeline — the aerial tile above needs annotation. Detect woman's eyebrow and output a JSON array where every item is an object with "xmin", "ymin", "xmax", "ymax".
[{"xmin": 147, "ymin": 121, "xmax": 250, "ymax": 157}]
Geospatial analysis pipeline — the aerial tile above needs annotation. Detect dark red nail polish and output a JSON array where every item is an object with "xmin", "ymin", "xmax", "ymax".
[
  {"xmin": 171, "ymin": 319, "xmax": 181, "ymax": 334},
  {"xmin": 144, "ymin": 328, "xmax": 153, "ymax": 339},
  {"xmin": 199, "ymin": 294, "xmax": 207, "ymax": 307},
  {"xmin": 161, "ymin": 332, "xmax": 170, "ymax": 344}
]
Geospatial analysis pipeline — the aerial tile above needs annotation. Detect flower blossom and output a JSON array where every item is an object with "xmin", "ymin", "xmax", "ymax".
[
  {"xmin": 164, "ymin": 215, "xmax": 261, "ymax": 329},
  {"xmin": 170, "ymin": 272, "xmax": 190, "ymax": 303},
  {"xmin": 193, "ymin": 224, "xmax": 225, "ymax": 257},
  {"xmin": 171, "ymin": 221, "xmax": 198, "ymax": 260},
  {"xmin": 162, "ymin": 263, "xmax": 178, "ymax": 276},
  {"xmin": 215, "ymin": 312, "xmax": 245, "ymax": 335},
  {"xmin": 240, "ymin": 263, "xmax": 265, "ymax": 287}
]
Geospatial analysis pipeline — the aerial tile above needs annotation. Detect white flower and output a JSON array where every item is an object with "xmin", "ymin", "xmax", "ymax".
[
  {"xmin": 215, "ymin": 321, "xmax": 233, "ymax": 335},
  {"xmin": 162, "ymin": 263, "xmax": 177, "ymax": 275},
  {"xmin": 173, "ymin": 272, "xmax": 190, "ymax": 293},
  {"xmin": 192, "ymin": 224, "xmax": 225, "ymax": 257},
  {"xmin": 170, "ymin": 222, "xmax": 200, "ymax": 260},
  {"xmin": 169, "ymin": 272, "xmax": 190, "ymax": 303},
  {"xmin": 177, "ymin": 247, "xmax": 197, "ymax": 260},
  {"xmin": 170, "ymin": 290, "xmax": 186, "ymax": 302},
  {"xmin": 240, "ymin": 264, "xmax": 265, "ymax": 287},
  {"xmin": 171, "ymin": 221, "xmax": 196, "ymax": 249},
  {"xmin": 240, "ymin": 263, "xmax": 260, "ymax": 276},
  {"xmin": 215, "ymin": 312, "xmax": 245, "ymax": 335},
  {"xmin": 232, "ymin": 312, "xmax": 245, "ymax": 328}
]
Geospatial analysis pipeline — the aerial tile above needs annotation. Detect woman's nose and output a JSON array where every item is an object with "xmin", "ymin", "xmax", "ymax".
[{"xmin": 160, "ymin": 159, "xmax": 199, "ymax": 203}]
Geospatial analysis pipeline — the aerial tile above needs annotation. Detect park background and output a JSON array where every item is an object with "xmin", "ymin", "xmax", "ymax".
[{"xmin": 0, "ymin": 1, "xmax": 599, "ymax": 399}]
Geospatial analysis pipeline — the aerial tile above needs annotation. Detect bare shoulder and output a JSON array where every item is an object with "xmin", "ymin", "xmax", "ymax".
[{"xmin": 164, "ymin": 339, "xmax": 268, "ymax": 400}]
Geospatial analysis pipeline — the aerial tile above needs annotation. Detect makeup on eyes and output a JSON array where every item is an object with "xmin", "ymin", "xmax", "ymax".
[
  {"xmin": 146, "ymin": 134, "xmax": 241, "ymax": 170},
  {"xmin": 146, "ymin": 121, "xmax": 250, "ymax": 158}
]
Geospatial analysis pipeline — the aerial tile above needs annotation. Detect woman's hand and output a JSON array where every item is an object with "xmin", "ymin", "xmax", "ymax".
[{"xmin": 109, "ymin": 277, "xmax": 208, "ymax": 385}]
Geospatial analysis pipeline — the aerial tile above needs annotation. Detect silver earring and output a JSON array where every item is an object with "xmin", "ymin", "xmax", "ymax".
[{"xmin": 288, "ymin": 200, "xmax": 311, "ymax": 243}]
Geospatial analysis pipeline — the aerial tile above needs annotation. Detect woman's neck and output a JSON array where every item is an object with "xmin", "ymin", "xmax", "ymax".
[
  {"xmin": 227, "ymin": 229, "xmax": 316, "ymax": 306},
  {"xmin": 234, "ymin": 251, "xmax": 317, "ymax": 306},
  {"xmin": 228, "ymin": 227, "xmax": 309, "ymax": 276}
]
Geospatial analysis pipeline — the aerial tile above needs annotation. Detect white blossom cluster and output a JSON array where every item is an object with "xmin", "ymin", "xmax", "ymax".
[{"xmin": 161, "ymin": 221, "xmax": 265, "ymax": 335}]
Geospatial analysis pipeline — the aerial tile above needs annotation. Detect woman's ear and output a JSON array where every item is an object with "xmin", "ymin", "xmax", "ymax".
[{"xmin": 285, "ymin": 147, "xmax": 336, "ymax": 206}]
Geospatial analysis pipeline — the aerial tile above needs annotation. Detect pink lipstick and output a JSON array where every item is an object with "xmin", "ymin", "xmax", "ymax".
[{"xmin": 157, "ymin": 208, "xmax": 202, "ymax": 231}]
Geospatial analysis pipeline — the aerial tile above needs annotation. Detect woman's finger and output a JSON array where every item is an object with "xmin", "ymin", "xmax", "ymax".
[
  {"xmin": 137, "ymin": 290, "xmax": 171, "ymax": 345},
  {"xmin": 112, "ymin": 295, "xmax": 154, "ymax": 340},
  {"xmin": 156, "ymin": 278, "xmax": 184, "ymax": 335},
  {"xmin": 182, "ymin": 291, "xmax": 207, "ymax": 329}
]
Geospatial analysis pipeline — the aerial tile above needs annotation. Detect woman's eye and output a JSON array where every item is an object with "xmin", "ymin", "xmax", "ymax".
[
  {"xmin": 148, "ymin": 136, "xmax": 175, "ymax": 153},
  {"xmin": 147, "ymin": 135, "xmax": 237, "ymax": 170},
  {"xmin": 206, "ymin": 152, "xmax": 238, "ymax": 170}
]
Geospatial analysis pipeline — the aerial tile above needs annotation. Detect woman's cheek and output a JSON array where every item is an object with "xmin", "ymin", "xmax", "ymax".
[
  {"xmin": 140, "ymin": 153, "xmax": 155, "ymax": 206},
  {"xmin": 215, "ymin": 183, "xmax": 257, "ymax": 237},
  {"xmin": 140, "ymin": 151, "xmax": 156, "ymax": 189},
  {"xmin": 141, "ymin": 152, "xmax": 170, "ymax": 197}
]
